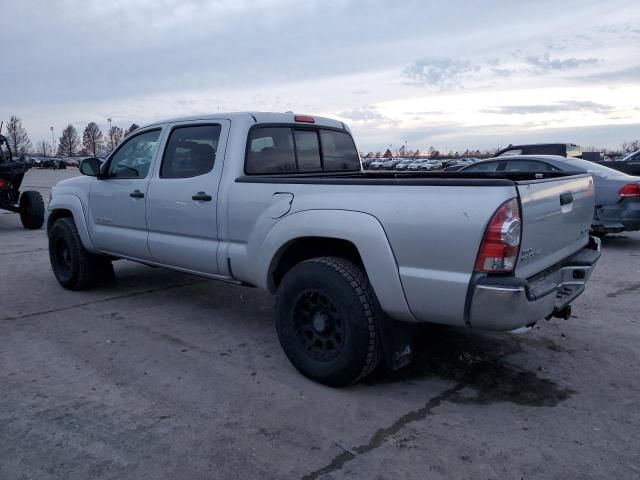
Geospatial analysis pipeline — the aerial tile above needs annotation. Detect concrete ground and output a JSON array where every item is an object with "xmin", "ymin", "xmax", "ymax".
[{"xmin": 1, "ymin": 169, "xmax": 639, "ymax": 480}]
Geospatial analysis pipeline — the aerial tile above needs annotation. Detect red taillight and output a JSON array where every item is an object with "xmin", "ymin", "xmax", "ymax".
[
  {"xmin": 0, "ymin": 179, "xmax": 8, "ymax": 189},
  {"xmin": 618, "ymin": 183, "xmax": 640, "ymax": 197},
  {"xmin": 475, "ymin": 198, "xmax": 522, "ymax": 272},
  {"xmin": 294, "ymin": 114, "xmax": 315, "ymax": 123}
]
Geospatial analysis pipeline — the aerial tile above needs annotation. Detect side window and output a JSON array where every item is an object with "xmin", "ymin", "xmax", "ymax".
[
  {"xmin": 503, "ymin": 160, "xmax": 557, "ymax": 172},
  {"xmin": 320, "ymin": 130, "xmax": 360, "ymax": 171},
  {"xmin": 161, "ymin": 125, "xmax": 221, "ymax": 178},
  {"xmin": 246, "ymin": 127, "xmax": 296, "ymax": 174},
  {"xmin": 294, "ymin": 130, "xmax": 321, "ymax": 171},
  {"xmin": 465, "ymin": 161, "xmax": 501, "ymax": 172},
  {"xmin": 108, "ymin": 129, "xmax": 161, "ymax": 179}
]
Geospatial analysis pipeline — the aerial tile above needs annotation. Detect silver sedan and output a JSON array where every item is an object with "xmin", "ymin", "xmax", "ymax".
[{"xmin": 460, "ymin": 155, "xmax": 640, "ymax": 235}]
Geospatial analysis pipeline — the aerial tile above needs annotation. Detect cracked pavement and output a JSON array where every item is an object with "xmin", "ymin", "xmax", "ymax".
[{"xmin": 1, "ymin": 169, "xmax": 639, "ymax": 479}]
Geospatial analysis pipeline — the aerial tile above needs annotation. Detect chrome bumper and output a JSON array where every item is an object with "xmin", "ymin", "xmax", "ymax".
[{"xmin": 468, "ymin": 237, "xmax": 601, "ymax": 331}]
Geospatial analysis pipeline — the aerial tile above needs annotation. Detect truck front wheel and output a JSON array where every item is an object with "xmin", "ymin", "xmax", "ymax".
[
  {"xmin": 48, "ymin": 217, "xmax": 114, "ymax": 290},
  {"xmin": 275, "ymin": 257, "xmax": 381, "ymax": 386}
]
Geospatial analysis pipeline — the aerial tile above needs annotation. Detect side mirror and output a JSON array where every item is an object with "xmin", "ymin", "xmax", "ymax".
[{"xmin": 80, "ymin": 157, "xmax": 101, "ymax": 177}]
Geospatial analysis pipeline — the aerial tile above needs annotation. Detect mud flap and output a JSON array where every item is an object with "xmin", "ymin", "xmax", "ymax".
[{"xmin": 376, "ymin": 314, "xmax": 414, "ymax": 371}]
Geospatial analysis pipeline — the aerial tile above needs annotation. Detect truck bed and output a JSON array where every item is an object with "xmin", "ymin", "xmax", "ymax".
[{"xmin": 235, "ymin": 169, "xmax": 583, "ymax": 186}]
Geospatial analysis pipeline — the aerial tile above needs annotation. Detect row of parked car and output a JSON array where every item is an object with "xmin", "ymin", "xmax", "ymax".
[
  {"xmin": 362, "ymin": 157, "xmax": 479, "ymax": 171},
  {"xmin": 21, "ymin": 157, "xmax": 80, "ymax": 169}
]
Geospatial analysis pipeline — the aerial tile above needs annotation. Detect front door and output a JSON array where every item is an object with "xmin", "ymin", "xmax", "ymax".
[
  {"xmin": 88, "ymin": 128, "xmax": 163, "ymax": 260},
  {"xmin": 146, "ymin": 121, "xmax": 229, "ymax": 274}
]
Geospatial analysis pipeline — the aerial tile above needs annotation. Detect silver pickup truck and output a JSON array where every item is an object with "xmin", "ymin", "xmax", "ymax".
[{"xmin": 47, "ymin": 112, "xmax": 601, "ymax": 386}]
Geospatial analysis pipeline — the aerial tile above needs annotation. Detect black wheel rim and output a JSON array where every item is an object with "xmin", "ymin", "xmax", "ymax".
[
  {"xmin": 292, "ymin": 290, "xmax": 345, "ymax": 362},
  {"xmin": 53, "ymin": 237, "xmax": 72, "ymax": 276}
]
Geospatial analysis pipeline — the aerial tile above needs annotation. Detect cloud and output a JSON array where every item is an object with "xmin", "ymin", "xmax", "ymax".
[
  {"xmin": 481, "ymin": 100, "xmax": 615, "ymax": 115},
  {"xmin": 339, "ymin": 105, "xmax": 391, "ymax": 124},
  {"xmin": 403, "ymin": 58, "xmax": 478, "ymax": 88},
  {"xmin": 578, "ymin": 65, "xmax": 640, "ymax": 84},
  {"xmin": 490, "ymin": 67, "xmax": 516, "ymax": 77},
  {"xmin": 525, "ymin": 53, "xmax": 600, "ymax": 73}
]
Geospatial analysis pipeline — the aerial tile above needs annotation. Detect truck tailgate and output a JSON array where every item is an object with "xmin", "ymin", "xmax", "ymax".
[{"xmin": 515, "ymin": 174, "xmax": 594, "ymax": 279}]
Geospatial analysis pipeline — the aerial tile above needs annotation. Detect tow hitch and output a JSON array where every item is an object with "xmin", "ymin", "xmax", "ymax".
[{"xmin": 547, "ymin": 305, "xmax": 572, "ymax": 321}]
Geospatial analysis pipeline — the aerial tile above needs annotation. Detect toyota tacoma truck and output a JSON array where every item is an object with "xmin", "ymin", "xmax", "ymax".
[{"xmin": 47, "ymin": 112, "xmax": 600, "ymax": 386}]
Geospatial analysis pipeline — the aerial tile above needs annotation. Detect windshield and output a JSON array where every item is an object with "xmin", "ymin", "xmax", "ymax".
[
  {"xmin": 622, "ymin": 150, "xmax": 640, "ymax": 162},
  {"xmin": 563, "ymin": 158, "xmax": 627, "ymax": 177}
]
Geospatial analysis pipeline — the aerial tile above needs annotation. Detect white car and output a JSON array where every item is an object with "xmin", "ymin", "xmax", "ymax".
[
  {"xmin": 420, "ymin": 160, "xmax": 442, "ymax": 171},
  {"xmin": 395, "ymin": 159, "xmax": 416, "ymax": 170},
  {"xmin": 406, "ymin": 161, "xmax": 424, "ymax": 170}
]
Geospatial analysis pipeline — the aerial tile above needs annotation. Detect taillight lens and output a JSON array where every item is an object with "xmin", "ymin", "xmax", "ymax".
[
  {"xmin": 618, "ymin": 183, "xmax": 640, "ymax": 197},
  {"xmin": 0, "ymin": 179, "xmax": 8, "ymax": 189},
  {"xmin": 475, "ymin": 198, "xmax": 521, "ymax": 272}
]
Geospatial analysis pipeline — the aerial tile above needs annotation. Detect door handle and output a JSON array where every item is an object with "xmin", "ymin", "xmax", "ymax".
[
  {"xmin": 192, "ymin": 192, "xmax": 212, "ymax": 202},
  {"xmin": 130, "ymin": 190, "xmax": 145, "ymax": 198},
  {"xmin": 560, "ymin": 192, "xmax": 573, "ymax": 206}
]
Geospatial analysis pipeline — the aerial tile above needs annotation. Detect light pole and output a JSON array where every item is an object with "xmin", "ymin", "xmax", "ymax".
[
  {"xmin": 50, "ymin": 126, "xmax": 54, "ymax": 156},
  {"xmin": 107, "ymin": 118, "xmax": 112, "ymax": 151}
]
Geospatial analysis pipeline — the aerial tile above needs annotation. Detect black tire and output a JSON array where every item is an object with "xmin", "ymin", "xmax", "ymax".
[
  {"xmin": 19, "ymin": 191, "xmax": 45, "ymax": 230},
  {"xmin": 275, "ymin": 257, "xmax": 381, "ymax": 387},
  {"xmin": 48, "ymin": 217, "xmax": 114, "ymax": 290}
]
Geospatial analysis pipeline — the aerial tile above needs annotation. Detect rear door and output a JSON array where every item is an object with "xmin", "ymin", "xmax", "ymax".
[
  {"xmin": 515, "ymin": 174, "xmax": 594, "ymax": 278},
  {"xmin": 146, "ymin": 120, "xmax": 229, "ymax": 274}
]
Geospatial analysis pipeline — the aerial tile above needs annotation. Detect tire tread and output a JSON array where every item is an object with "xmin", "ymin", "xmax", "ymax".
[{"xmin": 304, "ymin": 256, "xmax": 382, "ymax": 384}]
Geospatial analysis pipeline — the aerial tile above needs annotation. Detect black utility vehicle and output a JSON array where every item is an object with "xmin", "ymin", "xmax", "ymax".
[{"xmin": 0, "ymin": 131, "xmax": 45, "ymax": 229}]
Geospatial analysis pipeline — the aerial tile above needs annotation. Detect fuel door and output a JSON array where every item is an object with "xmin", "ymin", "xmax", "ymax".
[{"xmin": 269, "ymin": 192, "xmax": 294, "ymax": 219}]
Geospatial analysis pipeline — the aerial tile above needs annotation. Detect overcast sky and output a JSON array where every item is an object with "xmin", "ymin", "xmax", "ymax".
[{"xmin": 2, "ymin": 0, "xmax": 640, "ymax": 152}]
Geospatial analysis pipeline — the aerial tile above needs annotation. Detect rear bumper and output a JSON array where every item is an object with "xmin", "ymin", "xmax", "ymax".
[
  {"xmin": 468, "ymin": 237, "xmax": 601, "ymax": 331},
  {"xmin": 595, "ymin": 200, "xmax": 640, "ymax": 233}
]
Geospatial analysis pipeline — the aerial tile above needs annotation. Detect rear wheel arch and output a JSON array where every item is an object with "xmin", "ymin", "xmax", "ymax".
[
  {"xmin": 256, "ymin": 209, "xmax": 415, "ymax": 323},
  {"xmin": 269, "ymin": 237, "xmax": 364, "ymax": 290}
]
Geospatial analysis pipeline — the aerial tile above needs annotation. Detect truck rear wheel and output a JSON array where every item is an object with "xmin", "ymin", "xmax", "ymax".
[
  {"xmin": 19, "ymin": 191, "xmax": 45, "ymax": 230},
  {"xmin": 275, "ymin": 257, "xmax": 381, "ymax": 386},
  {"xmin": 49, "ymin": 217, "xmax": 114, "ymax": 290}
]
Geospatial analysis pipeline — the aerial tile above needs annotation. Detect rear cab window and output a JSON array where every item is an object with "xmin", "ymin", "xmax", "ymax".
[{"xmin": 245, "ymin": 126, "xmax": 360, "ymax": 174}]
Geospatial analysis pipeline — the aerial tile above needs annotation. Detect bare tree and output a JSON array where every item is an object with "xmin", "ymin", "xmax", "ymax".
[
  {"xmin": 382, "ymin": 148, "xmax": 393, "ymax": 158},
  {"xmin": 37, "ymin": 139, "xmax": 51, "ymax": 157},
  {"xmin": 5, "ymin": 115, "xmax": 32, "ymax": 156},
  {"xmin": 125, "ymin": 123, "xmax": 139, "ymax": 137},
  {"xmin": 107, "ymin": 126, "xmax": 125, "ymax": 152},
  {"xmin": 82, "ymin": 122, "xmax": 103, "ymax": 157},
  {"xmin": 57, "ymin": 124, "xmax": 81, "ymax": 157},
  {"xmin": 621, "ymin": 140, "xmax": 640, "ymax": 153}
]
